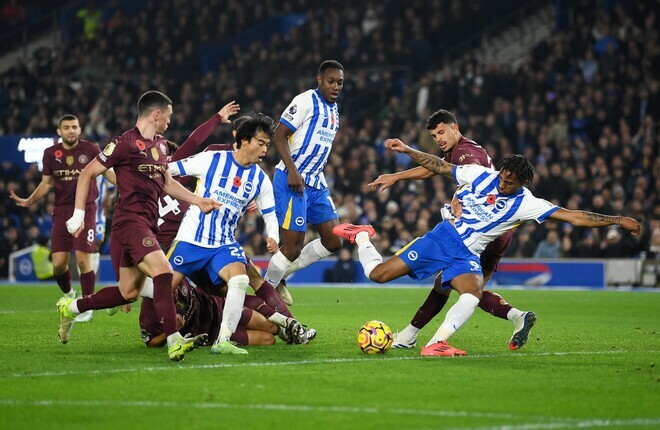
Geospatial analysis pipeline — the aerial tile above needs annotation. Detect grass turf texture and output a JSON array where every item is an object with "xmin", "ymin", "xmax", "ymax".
[{"xmin": 0, "ymin": 284, "xmax": 658, "ymax": 430}]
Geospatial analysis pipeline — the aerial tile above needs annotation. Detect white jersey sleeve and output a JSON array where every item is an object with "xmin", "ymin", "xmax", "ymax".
[
  {"xmin": 518, "ymin": 191, "xmax": 560, "ymax": 223},
  {"xmin": 169, "ymin": 151, "xmax": 217, "ymax": 177},
  {"xmin": 453, "ymin": 164, "xmax": 495, "ymax": 187},
  {"xmin": 279, "ymin": 92, "xmax": 313, "ymax": 132}
]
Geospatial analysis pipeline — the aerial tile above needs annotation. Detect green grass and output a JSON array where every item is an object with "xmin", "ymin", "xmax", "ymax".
[{"xmin": 0, "ymin": 284, "xmax": 658, "ymax": 429}]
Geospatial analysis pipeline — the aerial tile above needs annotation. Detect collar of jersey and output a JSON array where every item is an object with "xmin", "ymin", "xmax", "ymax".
[{"xmin": 314, "ymin": 89, "xmax": 336, "ymax": 107}]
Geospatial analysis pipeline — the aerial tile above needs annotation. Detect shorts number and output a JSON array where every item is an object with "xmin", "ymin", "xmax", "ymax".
[
  {"xmin": 229, "ymin": 246, "xmax": 245, "ymax": 260},
  {"xmin": 469, "ymin": 261, "xmax": 480, "ymax": 272},
  {"xmin": 87, "ymin": 229, "xmax": 95, "ymax": 243}
]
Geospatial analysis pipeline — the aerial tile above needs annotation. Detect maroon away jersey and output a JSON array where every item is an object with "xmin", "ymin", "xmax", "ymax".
[
  {"xmin": 443, "ymin": 136, "xmax": 493, "ymax": 168},
  {"xmin": 98, "ymin": 128, "xmax": 169, "ymax": 228},
  {"xmin": 42, "ymin": 139, "xmax": 100, "ymax": 215}
]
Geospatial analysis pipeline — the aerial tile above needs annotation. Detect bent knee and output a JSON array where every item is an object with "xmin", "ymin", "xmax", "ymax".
[{"xmin": 120, "ymin": 290, "xmax": 140, "ymax": 302}]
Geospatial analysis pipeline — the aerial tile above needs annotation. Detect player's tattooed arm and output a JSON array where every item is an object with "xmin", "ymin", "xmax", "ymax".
[
  {"xmin": 550, "ymin": 208, "xmax": 641, "ymax": 235},
  {"xmin": 405, "ymin": 150, "xmax": 454, "ymax": 177}
]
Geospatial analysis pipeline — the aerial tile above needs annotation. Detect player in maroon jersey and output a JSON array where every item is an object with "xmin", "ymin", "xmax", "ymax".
[
  {"xmin": 56, "ymin": 90, "xmax": 221, "ymax": 361},
  {"xmin": 10, "ymin": 115, "xmax": 111, "ymax": 321},
  {"xmin": 139, "ymin": 280, "xmax": 310, "ymax": 349},
  {"xmin": 368, "ymin": 109, "xmax": 536, "ymax": 350}
]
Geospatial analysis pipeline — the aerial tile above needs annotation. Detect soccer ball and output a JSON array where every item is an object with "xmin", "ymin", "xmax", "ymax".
[{"xmin": 357, "ymin": 320, "xmax": 393, "ymax": 354}]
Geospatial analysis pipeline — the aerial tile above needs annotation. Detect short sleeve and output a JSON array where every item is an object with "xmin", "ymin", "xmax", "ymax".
[
  {"xmin": 169, "ymin": 151, "xmax": 217, "ymax": 177},
  {"xmin": 42, "ymin": 149, "xmax": 52, "ymax": 176},
  {"xmin": 519, "ymin": 193, "xmax": 560, "ymax": 224},
  {"xmin": 98, "ymin": 136, "xmax": 129, "ymax": 168},
  {"xmin": 454, "ymin": 164, "xmax": 492, "ymax": 187},
  {"xmin": 279, "ymin": 92, "xmax": 312, "ymax": 132}
]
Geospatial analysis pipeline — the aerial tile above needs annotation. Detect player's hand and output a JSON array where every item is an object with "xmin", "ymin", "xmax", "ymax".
[
  {"xmin": 384, "ymin": 138, "xmax": 409, "ymax": 153},
  {"xmin": 246, "ymin": 201, "xmax": 258, "ymax": 212},
  {"xmin": 620, "ymin": 217, "xmax": 641, "ymax": 236},
  {"xmin": 266, "ymin": 237, "xmax": 279, "ymax": 253},
  {"xmin": 218, "ymin": 101, "xmax": 240, "ymax": 123},
  {"xmin": 9, "ymin": 190, "xmax": 29, "ymax": 207},
  {"xmin": 450, "ymin": 194, "xmax": 463, "ymax": 219},
  {"xmin": 66, "ymin": 209, "xmax": 85, "ymax": 236},
  {"xmin": 368, "ymin": 174, "xmax": 397, "ymax": 192},
  {"xmin": 197, "ymin": 198, "xmax": 222, "ymax": 214},
  {"xmin": 287, "ymin": 169, "xmax": 305, "ymax": 196}
]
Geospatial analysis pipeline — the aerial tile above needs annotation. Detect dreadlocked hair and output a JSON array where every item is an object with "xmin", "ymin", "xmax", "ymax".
[{"xmin": 495, "ymin": 154, "xmax": 534, "ymax": 185}]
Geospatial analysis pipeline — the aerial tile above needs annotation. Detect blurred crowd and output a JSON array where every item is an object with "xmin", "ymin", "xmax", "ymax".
[{"xmin": 1, "ymin": 0, "xmax": 658, "ymax": 278}]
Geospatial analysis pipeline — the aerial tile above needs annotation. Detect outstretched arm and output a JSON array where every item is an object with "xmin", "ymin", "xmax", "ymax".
[
  {"xmin": 368, "ymin": 166, "xmax": 435, "ymax": 192},
  {"xmin": 163, "ymin": 170, "xmax": 221, "ymax": 214},
  {"xmin": 385, "ymin": 138, "xmax": 455, "ymax": 178},
  {"xmin": 10, "ymin": 175, "xmax": 53, "ymax": 207},
  {"xmin": 550, "ymin": 208, "xmax": 641, "ymax": 235}
]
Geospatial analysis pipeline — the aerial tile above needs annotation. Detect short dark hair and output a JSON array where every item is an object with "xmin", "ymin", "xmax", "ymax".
[
  {"xmin": 318, "ymin": 60, "xmax": 344, "ymax": 75},
  {"xmin": 426, "ymin": 109, "xmax": 457, "ymax": 130},
  {"xmin": 234, "ymin": 113, "xmax": 275, "ymax": 148},
  {"xmin": 137, "ymin": 90, "xmax": 172, "ymax": 117},
  {"xmin": 58, "ymin": 114, "xmax": 79, "ymax": 128},
  {"xmin": 496, "ymin": 154, "xmax": 535, "ymax": 185}
]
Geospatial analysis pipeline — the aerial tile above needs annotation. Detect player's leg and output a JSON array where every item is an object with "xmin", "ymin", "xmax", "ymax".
[
  {"xmin": 422, "ymin": 270, "xmax": 483, "ymax": 357},
  {"xmin": 211, "ymin": 252, "xmax": 250, "ymax": 354},
  {"xmin": 247, "ymin": 259, "xmax": 293, "ymax": 317},
  {"xmin": 51, "ymin": 251, "xmax": 75, "ymax": 298},
  {"xmin": 265, "ymin": 171, "xmax": 307, "ymax": 300},
  {"xmin": 243, "ymin": 295, "xmax": 315, "ymax": 344},
  {"xmin": 393, "ymin": 273, "xmax": 450, "ymax": 348}
]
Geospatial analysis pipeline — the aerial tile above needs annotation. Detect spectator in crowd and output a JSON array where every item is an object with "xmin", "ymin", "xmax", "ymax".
[{"xmin": 533, "ymin": 230, "xmax": 562, "ymax": 259}]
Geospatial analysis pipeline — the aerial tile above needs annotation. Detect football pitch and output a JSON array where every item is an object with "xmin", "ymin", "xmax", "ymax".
[{"xmin": 1, "ymin": 284, "xmax": 658, "ymax": 430}]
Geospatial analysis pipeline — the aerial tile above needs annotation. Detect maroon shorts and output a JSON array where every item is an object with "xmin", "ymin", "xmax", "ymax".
[
  {"xmin": 51, "ymin": 208, "xmax": 96, "ymax": 254},
  {"xmin": 480, "ymin": 229, "xmax": 514, "ymax": 274},
  {"xmin": 110, "ymin": 218, "xmax": 162, "ymax": 277}
]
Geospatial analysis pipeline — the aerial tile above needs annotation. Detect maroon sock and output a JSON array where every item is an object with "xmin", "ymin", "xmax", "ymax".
[
  {"xmin": 77, "ymin": 286, "xmax": 129, "ymax": 312},
  {"xmin": 54, "ymin": 269, "xmax": 72, "ymax": 295},
  {"xmin": 410, "ymin": 289, "xmax": 450, "ymax": 329},
  {"xmin": 79, "ymin": 270, "xmax": 96, "ymax": 297},
  {"xmin": 478, "ymin": 290, "xmax": 512, "ymax": 320},
  {"xmin": 152, "ymin": 273, "xmax": 177, "ymax": 336},
  {"xmin": 255, "ymin": 281, "xmax": 293, "ymax": 318},
  {"xmin": 245, "ymin": 295, "xmax": 275, "ymax": 319}
]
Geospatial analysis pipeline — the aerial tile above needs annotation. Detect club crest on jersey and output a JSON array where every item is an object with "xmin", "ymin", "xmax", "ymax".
[
  {"xmin": 233, "ymin": 176, "xmax": 242, "ymax": 187},
  {"xmin": 244, "ymin": 182, "xmax": 254, "ymax": 193},
  {"xmin": 54, "ymin": 149, "xmax": 63, "ymax": 163},
  {"xmin": 66, "ymin": 156, "xmax": 74, "ymax": 166},
  {"xmin": 78, "ymin": 154, "xmax": 88, "ymax": 164},
  {"xmin": 151, "ymin": 147, "xmax": 160, "ymax": 161},
  {"xmin": 142, "ymin": 237, "xmax": 155, "ymax": 247},
  {"xmin": 495, "ymin": 199, "xmax": 507, "ymax": 210}
]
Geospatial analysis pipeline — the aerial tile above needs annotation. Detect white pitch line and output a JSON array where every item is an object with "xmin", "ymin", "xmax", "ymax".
[
  {"xmin": 0, "ymin": 350, "xmax": 640, "ymax": 380},
  {"xmin": 0, "ymin": 398, "xmax": 569, "ymax": 422},
  {"xmin": 446, "ymin": 418, "xmax": 660, "ymax": 430},
  {"xmin": 0, "ymin": 399, "xmax": 657, "ymax": 429}
]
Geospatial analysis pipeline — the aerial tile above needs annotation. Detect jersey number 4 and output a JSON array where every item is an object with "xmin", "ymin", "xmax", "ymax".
[{"xmin": 157, "ymin": 195, "xmax": 181, "ymax": 226}]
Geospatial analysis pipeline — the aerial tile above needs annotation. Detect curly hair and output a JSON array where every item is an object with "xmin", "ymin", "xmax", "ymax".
[{"xmin": 495, "ymin": 154, "xmax": 535, "ymax": 185}]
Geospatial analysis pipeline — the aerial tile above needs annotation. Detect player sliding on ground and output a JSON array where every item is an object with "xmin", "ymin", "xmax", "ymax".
[{"xmin": 334, "ymin": 140, "xmax": 641, "ymax": 356}]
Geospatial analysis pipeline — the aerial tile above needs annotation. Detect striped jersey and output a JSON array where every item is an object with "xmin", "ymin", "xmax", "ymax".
[
  {"xmin": 452, "ymin": 165, "xmax": 559, "ymax": 256},
  {"xmin": 276, "ymin": 89, "xmax": 339, "ymax": 189},
  {"xmin": 94, "ymin": 175, "xmax": 115, "ymax": 242},
  {"xmin": 169, "ymin": 151, "xmax": 275, "ymax": 248}
]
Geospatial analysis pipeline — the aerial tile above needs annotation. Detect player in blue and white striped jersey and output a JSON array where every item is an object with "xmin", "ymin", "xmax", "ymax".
[
  {"xmin": 337, "ymin": 140, "xmax": 641, "ymax": 357},
  {"xmin": 166, "ymin": 113, "xmax": 279, "ymax": 355},
  {"xmin": 265, "ymin": 60, "xmax": 345, "ymax": 305}
]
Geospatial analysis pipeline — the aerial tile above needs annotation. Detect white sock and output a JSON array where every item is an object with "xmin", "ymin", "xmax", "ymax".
[
  {"xmin": 506, "ymin": 308, "xmax": 525, "ymax": 321},
  {"xmin": 399, "ymin": 324, "xmax": 421, "ymax": 339},
  {"xmin": 284, "ymin": 239, "xmax": 333, "ymax": 277},
  {"xmin": 68, "ymin": 300, "xmax": 80, "ymax": 316},
  {"xmin": 139, "ymin": 277, "xmax": 154, "ymax": 299},
  {"xmin": 355, "ymin": 231, "xmax": 383, "ymax": 278},
  {"xmin": 426, "ymin": 293, "xmax": 480, "ymax": 346},
  {"xmin": 90, "ymin": 252, "xmax": 100, "ymax": 275},
  {"xmin": 267, "ymin": 312, "xmax": 289, "ymax": 328},
  {"xmin": 166, "ymin": 332, "xmax": 184, "ymax": 348},
  {"xmin": 218, "ymin": 274, "xmax": 249, "ymax": 341},
  {"xmin": 264, "ymin": 251, "xmax": 293, "ymax": 287},
  {"xmin": 64, "ymin": 289, "xmax": 77, "ymax": 299}
]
